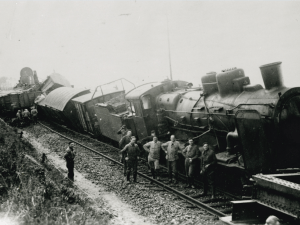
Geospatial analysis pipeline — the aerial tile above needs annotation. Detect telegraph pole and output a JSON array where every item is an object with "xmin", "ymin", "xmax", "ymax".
[{"xmin": 166, "ymin": 15, "xmax": 173, "ymax": 81}]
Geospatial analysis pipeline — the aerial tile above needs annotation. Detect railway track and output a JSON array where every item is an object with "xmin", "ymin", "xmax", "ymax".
[{"xmin": 37, "ymin": 120, "xmax": 235, "ymax": 219}]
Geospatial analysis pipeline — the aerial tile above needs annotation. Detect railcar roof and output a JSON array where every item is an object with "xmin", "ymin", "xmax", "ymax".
[
  {"xmin": 125, "ymin": 82, "xmax": 163, "ymax": 100},
  {"xmin": 43, "ymin": 87, "xmax": 90, "ymax": 111},
  {"xmin": 72, "ymin": 90, "xmax": 124, "ymax": 103}
]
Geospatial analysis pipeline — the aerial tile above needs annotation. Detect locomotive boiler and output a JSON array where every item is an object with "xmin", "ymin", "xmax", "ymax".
[{"xmin": 157, "ymin": 62, "xmax": 300, "ymax": 175}]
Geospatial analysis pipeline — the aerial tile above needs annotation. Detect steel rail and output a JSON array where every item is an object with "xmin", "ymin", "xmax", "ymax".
[
  {"xmin": 43, "ymin": 121, "xmax": 240, "ymax": 200},
  {"xmin": 38, "ymin": 121, "xmax": 226, "ymax": 218}
]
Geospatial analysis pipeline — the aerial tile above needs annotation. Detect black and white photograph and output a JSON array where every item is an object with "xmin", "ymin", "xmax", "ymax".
[{"xmin": 0, "ymin": 1, "xmax": 299, "ymax": 225}]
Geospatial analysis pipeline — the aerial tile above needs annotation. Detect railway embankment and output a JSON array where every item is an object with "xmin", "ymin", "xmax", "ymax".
[
  {"xmin": 0, "ymin": 119, "xmax": 112, "ymax": 225},
  {"xmin": 23, "ymin": 123, "xmax": 221, "ymax": 225}
]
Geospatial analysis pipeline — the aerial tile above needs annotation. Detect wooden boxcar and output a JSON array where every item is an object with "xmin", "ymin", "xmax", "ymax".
[
  {"xmin": 40, "ymin": 87, "xmax": 90, "ymax": 130},
  {"xmin": 0, "ymin": 90, "xmax": 42, "ymax": 113},
  {"xmin": 71, "ymin": 90, "xmax": 125, "ymax": 136}
]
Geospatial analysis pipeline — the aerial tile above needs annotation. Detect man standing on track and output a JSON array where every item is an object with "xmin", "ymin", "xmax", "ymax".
[
  {"xmin": 138, "ymin": 130, "xmax": 157, "ymax": 172},
  {"xmin": 162, "ymin": 135, "xmax": 181, "ymax": 184},
  {"xmin": 64, "ymin": 142, "xmax": 76, "ymax": 182},
  {"xmin": 121, "ymin": 136, "xmax": 141, "ymax": 183},
  {"xmin": 182, "ymin": 138, "xmax": 200, "ymax": 189},
  {"xmin": 119, "ymin": 130, "xmax": 132, "ymax": 178},
  {"xmin": 194, "ymin": 142, "xmax": 217, "ymax": 199},
  {"xmin": 143, "ymin": 136, "xmax": 162, "ymax": 182}
]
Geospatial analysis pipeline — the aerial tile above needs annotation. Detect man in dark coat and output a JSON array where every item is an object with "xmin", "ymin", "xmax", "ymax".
[
  {"xmin": 121, "ymin": 136, "xmax": 141, "ymax": 183},
  {"xmin": 194, "ymin": 142, "xmax": 217, "ymax": 199},
  {"xmin": 64, "ymin": 142, "xmax": 76, "ymax": 181},
  {"xmin": 182, "ymin": 138, "xmax": 200, "ymax": 189},
  {"xmin": 119, "ymin": 130, "xmax": 132, "ymax": 177}
]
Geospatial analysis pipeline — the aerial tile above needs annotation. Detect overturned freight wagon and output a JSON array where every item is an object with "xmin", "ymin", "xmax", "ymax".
[
  {"xmin": 0, "ymin": 90, "xmax": 42, "ymax": 113},
  {"xmin": 71, "ymin": 90, "xmax": 125, "ymax": 136},
  {"xmin": 40, "ymin": 73, "xmax": 71, "ymax": 95},
  {"xmin": 40, "ymin": 87, "xmax": 90, "ymax": 130}
]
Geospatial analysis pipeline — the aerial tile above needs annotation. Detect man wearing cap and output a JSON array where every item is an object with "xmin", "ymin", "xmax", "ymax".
[
  {"xmin": 119, "ymin": 130, "xmax": 132, "ymax": 177},
  {"xmin": 143, "ymin": 136, "xmax": 162, "ymax": 182},
  {"xmin": 138, "ymin": 130, "xmax": 157, "ymax": 172},
  {"xmin": 121, "ymin": 136, "xmax": 141, "ymax": 183},
  {"xmin": 182, "ymin": 138, "xmax": 200, "ymax": 189},
  {"xmin": 162, "ymin": 135, "xmax": 181, "ymax": 184},
  {"xmin": 194, "ymin": 142, "xmax": 217, "ymax": 199},
  {"xmin": 64, "ymin": 142, "xmax": 76, "ymax": 182}
]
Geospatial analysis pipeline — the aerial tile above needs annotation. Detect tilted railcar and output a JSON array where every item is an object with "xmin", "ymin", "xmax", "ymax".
[
  {"xmin": 38, "ymin": 87, "xmax": 91, "ymax": 131},
  {"xmin": 94, "ymin": 80, "xmax": 189, "ymax": 142},
  {"xmin": 71, "ymin": 90, "xmax": 125, "ymax": 136}
]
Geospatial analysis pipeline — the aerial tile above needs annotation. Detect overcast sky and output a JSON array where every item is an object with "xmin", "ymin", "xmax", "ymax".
[{"xmin": 0, "ymin": 1, "xmax": 300, "ymax": 90}]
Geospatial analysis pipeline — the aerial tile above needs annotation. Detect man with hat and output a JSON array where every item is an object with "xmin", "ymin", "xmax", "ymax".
[
  {"xmin": 121, "ymin": 136, "xmax": 141, "ymax": 183},
  {"xmin": 194, "ymin": 142, "xmax": 217, "ymax": 199},
  {"xmin": 182, "ymin": 138, "xmax": 200, "ymax": 189},
  {"xmin": 119, "ymin": 130, "xmax": 132, "ymax": 178},
  {"xmin": 64, "ymin": 142, "xmax": 76, "ymax": 181}
]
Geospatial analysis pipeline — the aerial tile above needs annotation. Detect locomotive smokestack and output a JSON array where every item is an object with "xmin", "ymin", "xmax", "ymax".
[{"xmin": 259, "ymin": 62, "xmax": 284, "ymax": 90}]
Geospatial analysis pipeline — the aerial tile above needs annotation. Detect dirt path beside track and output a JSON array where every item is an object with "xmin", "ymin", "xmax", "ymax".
[{"xmin": 23, "ymin": 131, "xmax": 154, "ymax": 225}]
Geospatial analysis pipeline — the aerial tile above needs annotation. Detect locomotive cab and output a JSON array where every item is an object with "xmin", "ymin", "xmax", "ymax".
[{"xmin": 125, "ymin": 80, "xmax": 188, "ymax": 140}]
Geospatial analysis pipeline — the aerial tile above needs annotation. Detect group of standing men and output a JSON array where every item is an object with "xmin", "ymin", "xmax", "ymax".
[
  {"xmin": 16, "ymin": 107, "xmax": 38, "ymax": 125},
  {"xmin": 118, "ymin": 126, "xmax": 217, "ymax": 198}
]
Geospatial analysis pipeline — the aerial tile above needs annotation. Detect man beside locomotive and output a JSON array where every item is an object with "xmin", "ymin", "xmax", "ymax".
[
  {"xmin": 143, "ymin": 136, "xmax": 162, "ymax": 182},
  {"xmin": 138, "ymin": 130, "xmax": 157, "ymax": 172},
  {"xmin": 121, "ymin": 136, "xmax": 141, "ymax": 183},
  {"xmin": 117, "ymin": 125, "xmax": 128, "ymax": 138},
  {"xmin": 119, "ymin": 130, "xmax": 132, "ymax": 178},
  {"xmin": 64, "ymin": 142, "xmax": 76, "ymax": 182},
  {"xmin": 194, "ymin": 142, "xmax": 217, "ymax": 199},
  {"xmin": 182, "ymin": 138, "xmax": 200, "ymax": 189},
  {"xmin": 162, "ymin": 135, "xmax": 181, "ymax": 184}
]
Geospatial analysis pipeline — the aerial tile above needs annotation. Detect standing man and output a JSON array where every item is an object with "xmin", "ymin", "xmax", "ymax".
[
  {"xmin": 143, "ymin": 136, "xmax": 162, "ymax": 182},
  {"xmin": 117, "ymin": 125, "xmax": 128, "ymax": 138},
  {"xmin": 64, "ymin": 142, "xmax": 76, "ymax": 182},
  {"xmin": 194, "ymin": 142, "xmax": 217, "ymax": 199},
  {"xmin": 121, "ymin": 136, "xmax": 141, "ymax": 183},
  {"xmin": 182, "ymin": 138, "xmax": 200, "ymax": 189},
  {"xmin": 162, "ymin": 135, "xmax": 181, "ymax": 184},
  {"xmin": 138, "ymin": 130, "xmax": 157, "ymax": 172},
  {"xmin": 16, "ymin": 110, "xmax": 22, "ymax": 126},
  {"xmin": 119, "ymin": 130, "xmax": 132, "ymax": 177},
  {"xmin": 31, "ymin": 107, "xmax": 38, "ymax": 124},
  {"xmin": 22, "ymin": 109, "xmax": 30, "ymax": 124}
]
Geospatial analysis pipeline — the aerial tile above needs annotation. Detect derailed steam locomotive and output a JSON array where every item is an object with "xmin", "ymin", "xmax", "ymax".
[{"xmin": 36, "ymin": 62, "xmax": 300, "ymax": 223}]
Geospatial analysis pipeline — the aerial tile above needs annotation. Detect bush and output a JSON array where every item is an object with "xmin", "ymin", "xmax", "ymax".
[{"xmin": 0, "ymin": 119, "xmax": 111, "ymax": 224}]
